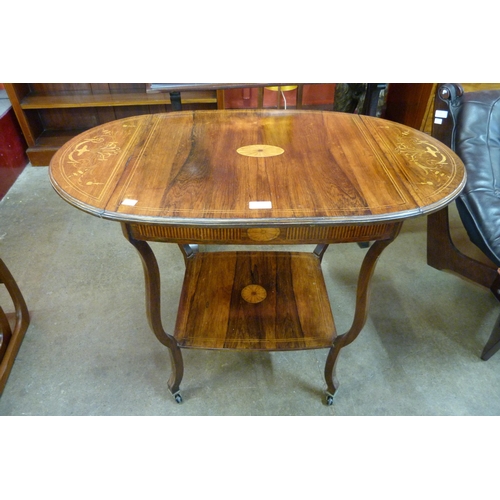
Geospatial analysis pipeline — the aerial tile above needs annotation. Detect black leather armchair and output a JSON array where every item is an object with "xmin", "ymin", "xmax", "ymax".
[{"xmin": 427, "ymin": 83, "xmax": 500, "ymax": 360}]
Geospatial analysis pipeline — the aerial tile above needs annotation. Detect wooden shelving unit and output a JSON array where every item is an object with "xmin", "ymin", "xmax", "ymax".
[
  {"xmin": 4, "ymin": 83, "xmax": 221, "ymax": 166},
  {"xmin": 19, "ymin": 90, "xmax": 218, "ymax": 109},
  {"xmin": 6, "ymin": 83, "xmax": 413, "ymax": 167},
  {"xmin": 4, "ymin": 83, "xmax": 345, "ymax": 166}
]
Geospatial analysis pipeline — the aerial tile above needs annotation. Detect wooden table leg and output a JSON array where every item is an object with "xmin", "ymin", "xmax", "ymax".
[
  {"xmin": 122, "ymin": 224, "xmax": 184, "ymax": 403},
  {"xmin": 324, "ymin": 226, "xmax": 402, "ymax": 405}
]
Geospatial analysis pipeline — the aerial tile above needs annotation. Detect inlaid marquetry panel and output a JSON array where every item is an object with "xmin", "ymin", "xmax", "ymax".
[
  {"xmin": 49, "ymin": 116, "xmax": 147, "ymax": 212},
  {"xmin": 50, "ymin": 110, "xmax": 465, "ymax": 226},
  {"xmin": 129, "ymin": 224, "xmax": 243, "ymax": 242},
  {"xmin": 174, "ymin": 251, "xmax": 336, "ymax": 350},
  {"xmin": 128, "ymin": 222, "xmax": 399, "ymax": 244},
  {"xmin": 283, "ymin": 224, "xmax": 395, "ymax": 242}
]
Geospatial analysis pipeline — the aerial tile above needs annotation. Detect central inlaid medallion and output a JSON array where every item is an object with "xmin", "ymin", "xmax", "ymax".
[
  {"xmin": 247, "ymin": 228, "xmax": 280, "ymax": 241},
  {"xmin": 236, "ymin": 144, "xmax": 284, "ymax": 157},
  {"xmin": 241, "ymin": 284, "xmax": 267, "ymax": 304}
]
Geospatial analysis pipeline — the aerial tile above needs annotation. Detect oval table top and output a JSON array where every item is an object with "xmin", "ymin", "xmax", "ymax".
[{"xmin": 49, "ymin": 109, "xmax": 465, "ymax": 227}]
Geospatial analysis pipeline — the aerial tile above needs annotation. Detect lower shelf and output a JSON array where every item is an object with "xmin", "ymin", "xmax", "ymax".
[{"xmin": 174, "ymin": 251, "xmax": 336, "ymax": 351}]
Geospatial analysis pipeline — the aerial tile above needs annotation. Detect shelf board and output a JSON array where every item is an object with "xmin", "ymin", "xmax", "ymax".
[
  {"xmin": 26, "ymin": 129, "xmax": 87, "ymax": 166},
  {"xmin": 175, "ymin": 251, "xmax": 336, "ymax": 351},
  {"xmin": 34, "ymin": 129, "xmax": 85, "ymax": 147},
  {"xmin": 20, "ymin": 90, "xmax": 218, "ymax": 109}
]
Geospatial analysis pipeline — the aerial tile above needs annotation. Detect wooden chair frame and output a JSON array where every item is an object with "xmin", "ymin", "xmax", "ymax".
[{"xmin": 0, "ymin": 258, "xmax": 30, "ymax": 393}]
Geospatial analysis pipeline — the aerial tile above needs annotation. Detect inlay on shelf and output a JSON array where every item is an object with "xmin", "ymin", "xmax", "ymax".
[{"xmin": 49, "ymin": 109, "xmax": 465, "ymax": 405}]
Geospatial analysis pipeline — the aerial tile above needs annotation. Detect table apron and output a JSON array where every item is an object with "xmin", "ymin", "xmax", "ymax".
[{"xmin": 125, "ymin": 222, "xmax": 402, "ymax": 245}]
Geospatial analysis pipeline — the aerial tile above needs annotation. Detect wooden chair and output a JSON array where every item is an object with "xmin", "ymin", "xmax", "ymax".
[
  {"xmin": 0, "ymin": 258, "xmax": 30, "ymax": 393},
  {"xmin": 427, "ymin": 83, "xmax": 500, "ymax": 360}
]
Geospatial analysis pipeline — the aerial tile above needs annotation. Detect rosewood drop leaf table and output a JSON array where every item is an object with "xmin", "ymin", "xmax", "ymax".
[{"xmin": 49, "ymin": 109, "xmax": 465, "ymax": 405}]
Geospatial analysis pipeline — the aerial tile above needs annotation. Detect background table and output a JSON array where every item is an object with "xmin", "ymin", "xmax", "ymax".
[{"xmin": 49, "ymin": 109, "xmax": 465, "ymax": 405}]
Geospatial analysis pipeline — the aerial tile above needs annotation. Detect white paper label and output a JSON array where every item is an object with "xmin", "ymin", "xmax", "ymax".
[
  {"xmin": 434, "ymin": 118, "xmax": 443, "ymax": 125},
  {"xmin": 435, "ymin": 110, "xmax": 448, "ymax": 118},
  {"xmin": 249, "ymin": 201, "xmax": 272, "ymax": 209},
  {"xmin": 121, "ymin": 199, "xmax": 138, "ymax": 206}
]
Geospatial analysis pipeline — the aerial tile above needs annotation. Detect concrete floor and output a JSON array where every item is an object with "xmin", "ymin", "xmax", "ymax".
[{"xmin": 1, "ymin": 166, "xmax": 500, "ymax": 416}]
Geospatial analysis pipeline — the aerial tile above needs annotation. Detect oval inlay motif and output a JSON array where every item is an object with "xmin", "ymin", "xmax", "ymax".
[
  {"xmin": 247, "ymin": 228, "xmax": 281, "ymax": 241},
  {"xmin": 241, "ymin": 285, "xmax": 267, "ymax": 304},
  {"xmin": 236, "ymin": 144, "xmax": 284, "ymax": 157}
]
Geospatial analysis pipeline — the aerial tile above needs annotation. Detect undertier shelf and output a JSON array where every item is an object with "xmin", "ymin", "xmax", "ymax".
[{"xmin": 174, "ymin": 251, "xmax": 337, "ymax": 351}]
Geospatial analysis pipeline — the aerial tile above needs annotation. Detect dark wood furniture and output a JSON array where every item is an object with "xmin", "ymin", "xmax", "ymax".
[
  {"xmin": 4, "ymin": 83, "xmax": 224, "ymax": 166},
  {"xmin": 4, "ymin": 83, "xmax": 389, "ymax": 168},
  {"xmin": 0, "ymin": 258, "xmax": 30, "ymax": 394},
  {"xmin": 4, "ymin": 83, "xmax": 339, "ymax": 166},
  {"xmin": 49, "ymin": 109, "xmax": 465, "ymax": 405},
  {"xmin": 385, "ymin": 83, "xmax": 436, "ymax": 132}
]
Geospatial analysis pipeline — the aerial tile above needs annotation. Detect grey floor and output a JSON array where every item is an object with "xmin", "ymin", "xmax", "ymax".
[{"xmin": 1, "ymin": 165, "xmax": 499, "ymax": 416}]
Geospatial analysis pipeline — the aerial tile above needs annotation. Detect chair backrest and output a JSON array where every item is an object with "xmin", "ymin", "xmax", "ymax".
[{"xmin": 432, "ymin": 83, "xmax": 500, "ymax": 266}]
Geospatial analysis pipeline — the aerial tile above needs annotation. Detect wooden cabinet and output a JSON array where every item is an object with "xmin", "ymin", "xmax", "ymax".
[
  {"xmin": 4, "ymin": 83, "xmax": 221, "ymax": 166},
  {"xmin": 384, "ymin": 83, "xmax": 436, "ymax": 133}
]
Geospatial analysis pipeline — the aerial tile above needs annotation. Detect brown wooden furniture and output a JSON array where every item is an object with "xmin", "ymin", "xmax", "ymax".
[
  {"xmin": 49, "ymin": 109, "xmax": 465, "ymax": 405},
  {"xmin": 4, "ymin": 83, "xmax": 387, "ymax": 168},
  {"xmin": 0, "ymin": 258, "xmax": 30, "ymax": 394},
  {"xmin": 4, "ymin": 83, "xmax": 338, "ymax": 167},
  {"xmin": 3, "ymin": 83, "xmax": 224, "ymax": 167},
  {"xmin": 385, "ymin": 83, "xmax": 436, "ymax": 132}
]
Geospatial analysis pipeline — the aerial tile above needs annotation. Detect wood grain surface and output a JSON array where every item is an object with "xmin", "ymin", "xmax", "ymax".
[
  {"xmin": 49, "ymin": 109, "xmax": 465, "ymax": 226},
  {"xmin": 174, "ymin": 251, "xmax": 336, "ymax": 350}
]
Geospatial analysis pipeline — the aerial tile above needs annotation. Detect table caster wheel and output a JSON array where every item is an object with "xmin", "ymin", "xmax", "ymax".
[{"xmin": 174, "ymin": 393, "xmax": 183, "ymax": 404}]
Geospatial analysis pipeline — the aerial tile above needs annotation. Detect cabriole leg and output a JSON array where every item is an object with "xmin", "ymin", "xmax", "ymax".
[
  {"xmin": 122, "ymin": 224, "xmax": 184, "ymax": 402},
  {"xmin": 324, "ymin": 230, "xmax": 401, "ymax": 404}
]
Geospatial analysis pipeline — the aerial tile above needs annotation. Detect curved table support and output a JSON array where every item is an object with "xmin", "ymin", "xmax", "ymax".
[
  {"xmin": 122, "ymin": 224, "xmax": 184, "ymax": 401},
  {"xmin": 324, "ymin": 226, "xmax": 402, "ymax": 403},
  {"xmin": 123, "ymin": 220, "xmax": 403, "ymax": 404},
  {"xmin": 48, "ymin": 109, "xmax": 466, "ymax": 405}
]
